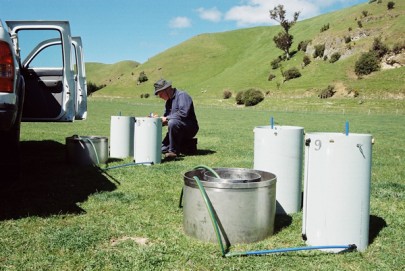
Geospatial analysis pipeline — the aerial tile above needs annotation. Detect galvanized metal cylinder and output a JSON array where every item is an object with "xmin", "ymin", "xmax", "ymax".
[
  {"xmin": 302, "ymin": 132, "xmax": 372, "ymax": 252},
  {"xmin": 65, "ymin": 135, "xmax": 108, "ymax": 166},
  {"xmin": 183, "ymin": 168, "xmax": 277, "ymax": 244}
]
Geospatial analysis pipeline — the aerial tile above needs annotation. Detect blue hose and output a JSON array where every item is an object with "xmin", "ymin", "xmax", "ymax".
[
  {"xmin": 188, "ymin": 165, "xmax": 357, "ymax": 258},
  {"xmin": 225, "ymin": 244, "xmax": 357, "ymax": 257},
  {"xmin": 103, "ymin": 161, "xmax": 153, "ymax": 170}
]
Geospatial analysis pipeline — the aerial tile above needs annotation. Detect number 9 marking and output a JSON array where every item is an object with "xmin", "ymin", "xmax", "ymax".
[{"xmin": 314, "ymin": 139, "xmax": 322, "ymax": 151}]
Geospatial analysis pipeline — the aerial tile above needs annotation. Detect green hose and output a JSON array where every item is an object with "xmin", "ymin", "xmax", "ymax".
[
  {"xmin": 192, "ymin": 165, "xmax": 220, "ymax": 178},
  {"xmin": 192, "ymin": 175, "xmax": 227, "ymax": 256},
  {"xmin": 77, "ymin": 136, "xmax": 100, "ymax": 165},
  {"xmin": 84, "ymin": 137, "xmax": 100, "ymax": 165},
  {"xmin": 191, "ymin": 165, "xmax": 227, "ymax": 256}
]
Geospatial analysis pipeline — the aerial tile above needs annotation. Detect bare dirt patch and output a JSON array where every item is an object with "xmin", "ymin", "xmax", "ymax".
[{"xmin": 110, "ymin": 236, "xmax": 150, "ymax": 246}]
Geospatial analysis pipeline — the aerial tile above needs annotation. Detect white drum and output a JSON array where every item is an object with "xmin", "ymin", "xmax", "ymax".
[
  {"xmin": 110, "ymin": 116, "xmax": 135, "ymax": 158},
  {"xmin": 302, "ymin": 132, "xmax": 373, "ymax": 252},
  {"xmin": 253, "ymin": 125, "xmax": 304, "ymax": 214},
  {"xmin": 134, "ymin": 117, "xmax": 162, "ymax": 164}
]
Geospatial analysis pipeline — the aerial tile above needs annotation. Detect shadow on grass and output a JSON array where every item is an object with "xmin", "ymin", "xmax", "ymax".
[
  {"xmin": 161, "ymin": 149, "xmax": 216, "ymax": 163},
  {"xmin": 0, "ymin": 140, "xmax": 116, "ymax": 220},
  {"xmin": 369, "ymin": 215, "xmax": 387, "ymax": 245},
  {"xmin": 195, "ymin": 149, "xmax": 216, "ymax": 156},
  {"xmin": 274, "ymin": 214, "xmax": 293, "ymax": 234}
]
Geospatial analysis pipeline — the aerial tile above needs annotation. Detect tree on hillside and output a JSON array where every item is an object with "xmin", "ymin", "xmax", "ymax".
[
  {"xmin": 138, "ymin": 71, "xmax": 148, "ymax": 83},
  {"xmin": 270, "ymin": 5, "xmax": 300, "ymax": 59}
]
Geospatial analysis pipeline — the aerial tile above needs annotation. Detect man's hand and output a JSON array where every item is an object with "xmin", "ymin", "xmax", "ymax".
[{"xmin": 161, "ymin": 116, "xmax": 168, "ymax": 126}]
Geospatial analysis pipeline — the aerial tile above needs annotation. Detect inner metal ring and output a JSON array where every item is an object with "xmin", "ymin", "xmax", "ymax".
[{"xmin": 204, "ymin": 168, "xmax": 261, "ymax": 183}]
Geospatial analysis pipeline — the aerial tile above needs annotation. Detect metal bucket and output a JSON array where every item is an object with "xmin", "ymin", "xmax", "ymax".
[
  {"xmin": 66, "ymin": 135, "xmax": 108, "ymax": 166},
  {"xmin": 183, "ymin": 168, "xmax": 277, "ymax": 244}
]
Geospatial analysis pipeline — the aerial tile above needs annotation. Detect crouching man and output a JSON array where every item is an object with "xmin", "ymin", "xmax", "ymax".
[{"xmin": 154, "ymin": 79, "xmax": 199, "ymax": 159}]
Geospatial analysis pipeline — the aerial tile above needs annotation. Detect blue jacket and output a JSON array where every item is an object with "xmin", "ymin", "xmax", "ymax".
[{"xmin": 164, "ymin": 88, "xmax": 199, "ymax": 129}]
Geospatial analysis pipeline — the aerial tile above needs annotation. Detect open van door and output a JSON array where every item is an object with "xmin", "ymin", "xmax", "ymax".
[
  {"xmin": 72, "ymin": 36, "xmax": 87, "ymax": 120},
  {"xmin": 6, "ymin": 21, "xmax": 84, "ymax": 122}
]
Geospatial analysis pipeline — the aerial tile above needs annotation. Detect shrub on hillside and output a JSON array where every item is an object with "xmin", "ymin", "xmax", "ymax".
[
  {"xmin": 371, "ymin": 37, "xmax": 389, "ymax": 58},
  {"xmin": 313, "ymin": 44, "xmax": 325, "ymax": 58},
  {"xmin": 282, "ymin": 67, "xmax": 301, "ymax": 81},
  {"xmin": 298, "ymin": 40, "xmax": 311, "ymax": 52},
  {"xmin": 234, "ymin": 89, "xmax": 264, "ymax": 106},
  {"xmin": 243, "ymin": 88, "xmax": 264, "ymax": 106},
  {"xmin": 320, "ymin": 23, "xmax": 330, "ymax": 33},
  {"xmin": 387, "ymin": 1, "xmax": 395, "ymax": 9},
  {"xmin": 271, "ymin": 56, "xmax": 283, "ymax": 69},
  {"xmin": 268, "ymin": 73, "xmax": 276, "ymax": 81},
  {"xmin": 87, "ymin": 81, "xmax": 106, "ymax": 94},
  {"xmin": 329, "ymin": 52, "xmax": 341, "ymax": 63},
  {"xmin": 354, "ymin": 52, "xmax": 380, "ymax": 75},
  {"xmin": 344, "ymin": 35, "xmax": 351, "ymax": 43},
  {"xmin": 235, "ymin": 91, "xmax": 245, "ymax": 105},
  {"xmin": 140, "ymin": 93, "xmax": 150, "ymax": 98},
  {"xmin": 138, "ymin": 71, "xmax": 148, "ymax": 83},
  {"xmin": 303, "ymin": 55, "xmax": 311, "ymax": 66},
  {"xmin": 223, "ymin": 90, "xmax": 232, "ymax": 99},
  {"xmin": 392, "ymin": 41, "xmax": 405, "ymax": 54},
  {"xmin": 318, "ymin": 85, "xmax": 336, "ymax": 99}
]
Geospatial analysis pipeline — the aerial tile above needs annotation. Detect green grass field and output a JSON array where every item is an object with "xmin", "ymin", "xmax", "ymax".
[{"xmin": 0, "ymin": 97, "xmax": 404, "ymax": 270}]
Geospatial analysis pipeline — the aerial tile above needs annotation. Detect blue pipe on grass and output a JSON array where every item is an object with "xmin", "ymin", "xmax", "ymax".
[
  {"xmin": 103, "ymin": 161, "xmax": 153, "ymax": 170},
  {"xmin": 225, "ymin": 244, "xmax": 357, "ymax": 257}
]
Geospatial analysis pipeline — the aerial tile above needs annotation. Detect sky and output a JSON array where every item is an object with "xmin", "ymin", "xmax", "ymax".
[{"xmin": 1, "ymin": 0, "xmax": 368, "ymax": 64}]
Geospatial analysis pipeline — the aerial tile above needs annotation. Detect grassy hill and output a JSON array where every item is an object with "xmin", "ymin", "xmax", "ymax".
[{"xmin": 86, "ymin": 1, "xmax": 405, "ymax": 104}]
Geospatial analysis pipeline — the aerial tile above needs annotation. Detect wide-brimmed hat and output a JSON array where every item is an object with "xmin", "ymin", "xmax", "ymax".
[{"xmin": 154, "ymin": 79, "xmax": 172, "ymax": 95}]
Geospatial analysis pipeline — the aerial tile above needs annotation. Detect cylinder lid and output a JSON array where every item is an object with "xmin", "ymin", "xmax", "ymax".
[{"xmin": 184, "ymin": 168, "xmax": 277, "ymax": 189}]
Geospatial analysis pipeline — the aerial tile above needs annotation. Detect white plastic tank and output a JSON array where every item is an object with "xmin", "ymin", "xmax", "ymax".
[
  {"xmin": 302, "ymin": 132, "xmax": 373, "ymax": 252},
  {"xmin": 253, "ymin": 125, "xmax": 304, "ymax": 214},
  {"xmin": 134, "ymin": 117, "xmax": 162, "ymax": 164},
  {"xmin": 109, "ymin": 116, "xmax": 135, "ymax": 158}
]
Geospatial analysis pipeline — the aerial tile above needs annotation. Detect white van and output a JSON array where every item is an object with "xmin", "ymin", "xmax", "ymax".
[{"xmin": 0, "ymin": 20, "xmax": 87, "ymax": 176}]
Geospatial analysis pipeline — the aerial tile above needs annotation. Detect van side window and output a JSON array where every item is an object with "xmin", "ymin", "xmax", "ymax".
[
  {"xmin": 28, "ymin": 43, "xmax": 62, "ymax": 68},
  {"xmin": 17, "ymin": 29, "xmax": 62, "ymax": 68}
]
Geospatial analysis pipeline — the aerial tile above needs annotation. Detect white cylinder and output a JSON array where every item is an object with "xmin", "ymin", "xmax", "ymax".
[
  {"xmin": 134, "ymin": 117, "xmax": 162, "ymax": 164},
  {"xmin": 109, "ymin": 116, "xmax": 135, "ymax": 158},
  {"xmin": 302, "ymin": 132, "xmax": 372, "ymax": 252},
  {"xmin": 253, "ymin": 125, "xmax": 304, "ymax": 214}
]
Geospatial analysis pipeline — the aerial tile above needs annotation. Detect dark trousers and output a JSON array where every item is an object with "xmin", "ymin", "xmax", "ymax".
[{"xmin": 162, "ymin": 119, "xmax": 198, "ymax": 154}]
